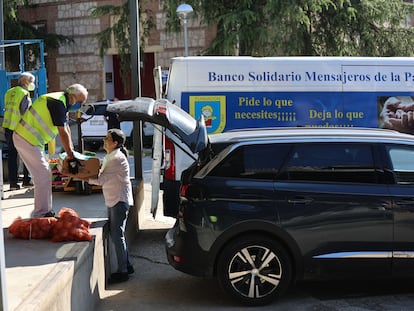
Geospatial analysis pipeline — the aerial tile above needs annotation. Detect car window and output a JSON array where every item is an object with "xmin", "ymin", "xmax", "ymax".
[
  {"xmin": 281, "ymin": 143, "xmax": 377, "ymax": 183},
  {"xmin": 95, "ymin": 105, "xmax": 108, "ymax": 115},
  {"xmin": 209, "ymin": 143, "xmax": 292, "ymax": 180},
  {"xmin": 85, "ymin": 103, "xmax": 107, "ymax": 115},
  {"xmin": 386, "ymin": 145, "xmax": 414, "ymax": 185}
]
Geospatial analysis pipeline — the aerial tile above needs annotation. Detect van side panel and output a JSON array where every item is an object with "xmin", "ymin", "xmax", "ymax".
[
  {"xmin": 162, "ymin": 56, "xmax": 414, "ymax": 216},
  {"xmin": 167, "ymin": 57, "xmax": 414, "ymax": 135}
]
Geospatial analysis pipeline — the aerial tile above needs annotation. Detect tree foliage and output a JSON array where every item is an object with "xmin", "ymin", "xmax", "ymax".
[
  {"xmin": 4, "ymin": 0, "xmax": 72, "ymax": 51},
  {"xmin": 163, "ymin": 0, "xmax": 414, "ymax": 57},
  {"xmin": 3, "ymin": 0, "xmax": 72, "ymax": 71}
]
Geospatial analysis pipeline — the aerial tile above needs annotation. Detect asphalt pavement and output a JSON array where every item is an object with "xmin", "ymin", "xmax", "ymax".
[{"xmin": 95, "ymin": 229, "xmax": 414, "ymax": 311}]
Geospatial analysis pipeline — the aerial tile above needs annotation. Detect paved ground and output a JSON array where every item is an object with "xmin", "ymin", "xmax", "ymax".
[
  {"xmin": 0, "ymin": 149, "xmax": 174, "ymax": 311},
  {"xmin": 96, "ymin": 229, "xmax": 414, "ymax": 311}
]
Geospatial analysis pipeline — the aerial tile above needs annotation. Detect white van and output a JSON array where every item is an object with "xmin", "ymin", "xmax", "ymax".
[{"xmin": 159, "ymin": 56, "xmax": 414, "ymax": 217}]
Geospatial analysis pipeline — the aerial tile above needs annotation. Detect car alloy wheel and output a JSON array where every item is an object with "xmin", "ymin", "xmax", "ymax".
[{"xmin": 217, "ymin": 235, "xmax": 292, "ymax": 306}]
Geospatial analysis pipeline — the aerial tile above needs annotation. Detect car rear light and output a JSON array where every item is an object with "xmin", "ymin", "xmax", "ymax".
[
  {"xmin": 180, "ymin": 184, "xmax": 189, "ymax": 197},
  {"xmin": 165, "ymin": 137, "xmax": 175, "ymax": 180},
  {"xmin": 173, "ymin": 255, "xmax": 183, "ymax": 263}
]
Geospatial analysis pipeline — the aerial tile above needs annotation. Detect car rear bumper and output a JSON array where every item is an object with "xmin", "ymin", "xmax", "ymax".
[{"xmin": 165, "ymin": 225, "xmax": 213, "ymax": 277}]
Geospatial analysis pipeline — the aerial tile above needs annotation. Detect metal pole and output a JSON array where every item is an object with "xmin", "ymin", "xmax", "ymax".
[
  {"xmin": 129, "ymin": 0, "xmax": 142, "ymax": 180},
  {"xmin": 184, "ymin": 19, "xmax": 189, "ymax": 57},
  {"xmin": 176, "ymin": 4, "xmax": 193, "ymax": 57}
]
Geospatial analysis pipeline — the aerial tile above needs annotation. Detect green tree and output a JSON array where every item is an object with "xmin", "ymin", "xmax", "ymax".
[
  {"xmin": 3, "ymin": 0, "xmax": 72, "ymax": 70},
  {"xmin": 163, "ymin": 0, "xmax": 414, "ymax": 57},
  {"xmin": 90, "ymin": 1, "xmax": 154, "ymax": 90}
]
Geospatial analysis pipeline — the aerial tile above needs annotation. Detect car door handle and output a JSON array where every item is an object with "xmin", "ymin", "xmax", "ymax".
[{"xmin": 288, "ymin": 197, "xmax": 314, "ymax": 204}]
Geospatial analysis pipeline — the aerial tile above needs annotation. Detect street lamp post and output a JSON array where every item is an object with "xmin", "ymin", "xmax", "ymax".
[{"xmin": 176, "ymin": 3, "xmax": 193, "ymax": 57}]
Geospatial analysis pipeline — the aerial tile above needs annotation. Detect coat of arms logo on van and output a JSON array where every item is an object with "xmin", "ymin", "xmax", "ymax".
[{"xmin": 189, "ymin": 95, "xmax": 226, "ymax": 134}]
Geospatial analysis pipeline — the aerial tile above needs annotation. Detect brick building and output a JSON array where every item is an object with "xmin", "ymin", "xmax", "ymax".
[{"xmin": 18, "ymin": 0, "xmax": 216, "ymax": 102}]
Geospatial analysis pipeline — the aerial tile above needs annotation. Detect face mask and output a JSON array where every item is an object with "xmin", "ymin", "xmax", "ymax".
[
  {"xmin": 27, "ymin": 82, "xmax": 35, "ymax": 92},
  {"xmin": 68, "ymin": 102, "xmax": 82, "ymax": 112}
]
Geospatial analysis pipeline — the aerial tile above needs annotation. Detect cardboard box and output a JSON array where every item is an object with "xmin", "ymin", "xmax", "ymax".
[{"xmin": 57, "ymin": 153, "xmax": 100, "ymax": 179}]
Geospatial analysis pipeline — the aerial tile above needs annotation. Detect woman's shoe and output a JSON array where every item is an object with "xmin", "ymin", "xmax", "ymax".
[
  {"xmin": 22, "ymin": 181, "xmax": 34, "ymax": 188},
  {"xmin": 9, "ymin": 183, "xmax": 20, "ymax": 190},
  {"xmin": 108, "ymin": 272, "xmax": 129, "ymax": 284}
]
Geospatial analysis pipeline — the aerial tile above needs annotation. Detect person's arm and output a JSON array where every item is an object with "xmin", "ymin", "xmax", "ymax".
[
  {"xmin": 47, "ymin": 97, "xmax": 74, "ymax": 159},
  {"xmin": 58, "ymin": 125, "xmax": 74, "ymax": 159},
  {"xmin": 19, "ymin": 95, "xmax": 31, "ymax": 115},
  {"xmin": 89, "ymin": 154, "xmax": 122, "ymax": 185}
]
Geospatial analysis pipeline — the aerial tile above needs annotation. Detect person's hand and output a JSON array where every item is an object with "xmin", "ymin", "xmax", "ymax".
[
  {"xmin": 380, "ymin": 97, "xmax": 414, "ymax": 133},
  {"xmin": 67, "ymin": 158, "xmax": 82, "ymax": 174}
]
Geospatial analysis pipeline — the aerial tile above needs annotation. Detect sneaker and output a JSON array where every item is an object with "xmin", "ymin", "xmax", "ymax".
[
  {"xmin": 9, "ymin": 183, "xmax": 20, "ymax": 191},
  {"xmin": 22, "ymin": 181, "xmax": 34, "ymax": 188},
  {"xmin": 127, "ymin": 264, "xmax": 135, "ymax": 275},
  {"xmin": 43, "ymin": 210, "xmax": 56, "ymax": 218},
  {"xmin": 108, "ymin": 272, "xmax": 129, "ymax": 284}
]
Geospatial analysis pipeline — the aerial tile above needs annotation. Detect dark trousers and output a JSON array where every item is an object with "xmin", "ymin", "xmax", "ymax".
[
  {"xmin": 5, "ymin": 128, "xmax": 30, "ymax": 184},
  {"xmin": 108, "ymin": 201, "xmax": 131, "ymax": 273}
]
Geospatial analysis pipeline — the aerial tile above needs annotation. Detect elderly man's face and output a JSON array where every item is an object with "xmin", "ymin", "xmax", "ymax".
[
  {"xmin": 70, "ymin": 93, "xmax": 87, "ymax": 105},
  {"xmin": 76, "ymin": 93, "xmax": 87, "ymax": 104}
]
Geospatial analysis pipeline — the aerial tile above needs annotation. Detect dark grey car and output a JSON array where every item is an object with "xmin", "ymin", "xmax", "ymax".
[{"xmin": 108, "ymin": 99, "xmax": 414, "ymax": 306}]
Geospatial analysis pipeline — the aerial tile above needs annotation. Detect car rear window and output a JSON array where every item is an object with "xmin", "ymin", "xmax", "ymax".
[
  {"xmin": 209, "ymin": 143, "xmax": 292, "ymax": 180},
  {"xmin": 89, "ymin": 104, "xmax": 107, "ymax": 115}
]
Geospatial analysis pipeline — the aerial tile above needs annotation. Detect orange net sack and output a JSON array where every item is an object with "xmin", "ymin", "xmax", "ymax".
[
  {"xmin": 8, "ymin": 217, "xmax": 58, "ymax": 240},
  {"xmin": 51, "ymin": 207, "xmax": 93, "ymax": 242}
]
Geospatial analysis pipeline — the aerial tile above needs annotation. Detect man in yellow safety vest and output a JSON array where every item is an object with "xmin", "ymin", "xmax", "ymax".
[
  {"xmin": 2, "ymin": 72, "xmax": 36, "ymax": 190},
  {"xmin": 13, "ymin": 83, "xmax": 88, "ymax": 218}
]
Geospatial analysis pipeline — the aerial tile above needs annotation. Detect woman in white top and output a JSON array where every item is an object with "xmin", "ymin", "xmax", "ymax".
[{"xmin": 87, "ymin": 128, "xmax": 134, "ymax": 284}]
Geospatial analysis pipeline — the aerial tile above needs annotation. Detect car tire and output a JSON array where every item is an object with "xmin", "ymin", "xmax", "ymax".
[{"xmin": 217, "ymin": 235, "xmax": 292, "ymax": 306}]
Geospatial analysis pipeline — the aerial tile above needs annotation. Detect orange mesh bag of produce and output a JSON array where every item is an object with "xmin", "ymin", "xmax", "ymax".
[
  {"xmin": 51, "ymin": 207, "xmax": 93, "ymax": 242},
  {"xmin": 58, "ymin": 207, "xmax": 79, "ymax": 219},
  {"xmin": 8, "ymin": 217, "xmax": 58, "ymax": 239}
]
